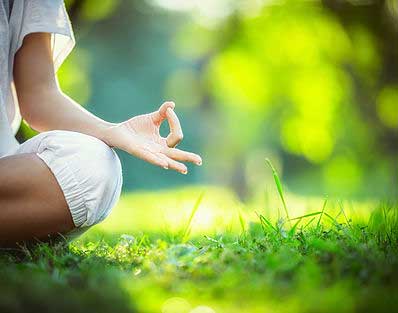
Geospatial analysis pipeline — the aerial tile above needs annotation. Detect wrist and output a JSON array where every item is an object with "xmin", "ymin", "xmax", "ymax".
[{"xmin": 98, "ymin": 121, "xmax": 118, "ymax": 147}]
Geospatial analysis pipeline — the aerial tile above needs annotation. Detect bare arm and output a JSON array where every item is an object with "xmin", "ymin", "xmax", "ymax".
[
  {"xmin": 13, "ymin": 32, "xmax": 112, "ymax": 140},
  {"xmin": 14, "ymin": 32, "xmax": 202, "ymax": 174}
]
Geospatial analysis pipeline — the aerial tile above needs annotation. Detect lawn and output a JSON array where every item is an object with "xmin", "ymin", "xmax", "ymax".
[{"xmin": 1, "ymin": 183, "xmax": 397, "ymax": 313}]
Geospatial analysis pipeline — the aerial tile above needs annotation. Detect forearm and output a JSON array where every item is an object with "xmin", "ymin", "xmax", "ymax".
[{"xmin": 19, "ymin": 86, "xmax": 114, "ymax": 144}]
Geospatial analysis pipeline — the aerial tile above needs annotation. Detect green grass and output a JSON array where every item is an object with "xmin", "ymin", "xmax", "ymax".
[
  {"xmin": 1, "ymin": 161, "xmax": 397, "ymax": 312},
  {"xmin": 1, "ymin": 195, "xmax": 397, "ymax": 313}
]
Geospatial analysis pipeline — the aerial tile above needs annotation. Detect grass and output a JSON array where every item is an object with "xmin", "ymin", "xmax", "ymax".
[
  {"xmin": 265, "ymin": 158, "xmax": 290, "ymax": 222},
  {"xmin": 1, "ymin": 162, "xmax": 397, "ymax": 313},
  {"xmin": 1, "ymin": 206, "xmax": 397, "ymax": 313}
]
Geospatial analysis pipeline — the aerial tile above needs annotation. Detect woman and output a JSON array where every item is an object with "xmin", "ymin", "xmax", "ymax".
[{"xmin": 0, "ymin": 1, "xmax": 202, "ymax": 245}]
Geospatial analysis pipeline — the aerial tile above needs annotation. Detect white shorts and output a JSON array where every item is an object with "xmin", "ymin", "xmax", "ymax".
[{"xmin": 9, "ymin": 130, "xmax": 123, "ymax": 237}]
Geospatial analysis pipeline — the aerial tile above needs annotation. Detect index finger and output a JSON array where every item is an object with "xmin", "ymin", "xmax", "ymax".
[
  {"xmin": 166, "ymin": 107, "xmax": 184, "ymax": 147},
  {"xmin": 151, "ymin": 101, "xmax": 175, "ymax": 124}
]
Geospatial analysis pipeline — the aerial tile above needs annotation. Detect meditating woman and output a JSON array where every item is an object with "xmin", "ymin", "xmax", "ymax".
[{"xmin": 0, "ymin": 0, "xmax": 202, "ymax": 245}]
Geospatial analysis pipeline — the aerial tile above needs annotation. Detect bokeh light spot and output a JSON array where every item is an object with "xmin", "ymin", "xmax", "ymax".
[
  {"xmin": 162, "ymin": 297, "xmax": 191, "ymax": 313},
  {"xmin": 164, "ymin": 69, "xmax": 202, "ymax": 108},
  {"xmin": 323, "ymin": 155, "xmax": 363, "ymax": 194},
  {"xmin": 190, "ymin": 306, "xmax": 216, "ymax": 313},
  {"xmin": 207, "ymin": 49, "xmax": 269, "ymax": 110},
  {"xmin": 81, "ymin": 0, "xmax": 120, "ymax": 21},
  {"xmin": 57, "ymin": 48, "xmax": 92, "ymax": 105},
  {"xmin": 377, "ymin": 86, "xmax": 398, "ymax": 129}
]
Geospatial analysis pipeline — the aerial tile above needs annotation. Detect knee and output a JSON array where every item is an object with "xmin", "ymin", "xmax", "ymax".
[
  {"xmin": 76, "ymin": 135, "xmax": 123, "ymax": 227},
  {"xmin": 37, "ymin": 131, "xmax": 123, "ymax": 228}
]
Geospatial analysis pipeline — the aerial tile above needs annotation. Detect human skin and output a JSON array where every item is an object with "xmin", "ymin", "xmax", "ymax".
[{"xmin": 0, "ymin": 32, "xmax": 201, "ymax": 245}]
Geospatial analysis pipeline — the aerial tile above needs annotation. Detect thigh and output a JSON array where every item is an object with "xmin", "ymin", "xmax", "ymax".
[{"xmin": 0, "ymin": 153, "xmax": 74, "ymax": 246}]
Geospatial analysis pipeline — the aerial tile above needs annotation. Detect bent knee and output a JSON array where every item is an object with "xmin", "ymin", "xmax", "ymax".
[
  {"xmin": 75, "ymin": 135, "xmax": 123, "ymax": 227},
  {"xmin": 34, "ymin": 130, "xmax": 123, "ymax": 228}
]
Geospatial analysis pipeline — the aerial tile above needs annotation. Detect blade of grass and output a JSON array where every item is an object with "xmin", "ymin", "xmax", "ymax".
[
  {"xmin": 182, "ymin": 191, "xmax": 205, "ymax": 242},
  {"xmin": 135, "ymin": 235, "xmax": 147, "ymax": 252},
  {"xmin": 338, "ymin": 200, "xmax": 351, "ymax": 228},
  {"xmin": 238, "ymin": 208, "xmax": 246, "ymax": 233},
  {"xmin": 303, "ymin": 217, "xmax": 316, "ymax": 229},
  {"xmin": 290, "ymin": 211, "xmax": 322, "ymax": 221},
  {"xmin": 256, "ymin": 212, "xmax": 268, "ymax": 235},
  {"xmin": 334, "ymin": 208, "xmax": 343, "ymax": 221},
  {"xmin": 256, "ymin": 211, "xmax": 277, "ymax": 232},
  {"xmin": 265, "ymin": 158, "xmax": 290, "ymax": 223},
  {"xmin": 324, "ymin": 212, "xmax": 340, "ymax": 227},
  {"xmin": 288, "ymin": 218, "xmax": 302, "ymax": 237},
  {"xmin": 317, "ymin": 197, "xmax": 328, "ymax": 227}
]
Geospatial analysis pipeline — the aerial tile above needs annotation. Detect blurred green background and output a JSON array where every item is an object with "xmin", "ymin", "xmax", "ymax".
[
  {"xmin": 22, "ymin": 0, "xmax": 398, "ymax": 200},
  {"xmin": 7, "ymin": 3, "xmax": 398, "ymax": 312}
]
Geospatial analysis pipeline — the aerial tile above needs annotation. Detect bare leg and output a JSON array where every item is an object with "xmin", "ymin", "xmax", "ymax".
[{"xmin": 0, "ymin": 153, "xmax": 75, "ymax": 246}]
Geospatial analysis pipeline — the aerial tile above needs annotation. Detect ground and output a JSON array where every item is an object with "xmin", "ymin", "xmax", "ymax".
[{"xmin": 0, "ymin": 186, "xmax": 397, "ymax": 313}]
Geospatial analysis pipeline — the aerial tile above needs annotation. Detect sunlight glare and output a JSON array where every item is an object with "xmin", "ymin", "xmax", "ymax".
[{"xmin": 191, "ymin": 206, "xmax": 216, "ymax": 231}]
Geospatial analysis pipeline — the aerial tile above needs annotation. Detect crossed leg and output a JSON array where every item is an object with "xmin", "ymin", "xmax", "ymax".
[{"xmin": 0, "ymin": 153, "xmax": 74, "ymax": 246}]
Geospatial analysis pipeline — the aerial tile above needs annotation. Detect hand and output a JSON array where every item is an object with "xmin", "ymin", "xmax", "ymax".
[{"xmin": 102, "ymin": 101, "xmax": 202, "ymax": 174}]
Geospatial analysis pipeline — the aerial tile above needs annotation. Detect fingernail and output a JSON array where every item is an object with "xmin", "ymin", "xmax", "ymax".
[
  {"xmin": 197, "ymin": 160, "xmax": 202, "ymax": 166},
  {"xmin": 182, "ymin": 169, "xmax": 188, "ymax": 175},
  {"xmin": 163, "ymin": 166, "xmax": 169, "ymax": 170}
]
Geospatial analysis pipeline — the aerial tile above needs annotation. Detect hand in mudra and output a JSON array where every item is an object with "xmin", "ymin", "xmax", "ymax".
[{"xmin": 103, "ymin": 102, "xmax": 202, "ymax": 174}]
